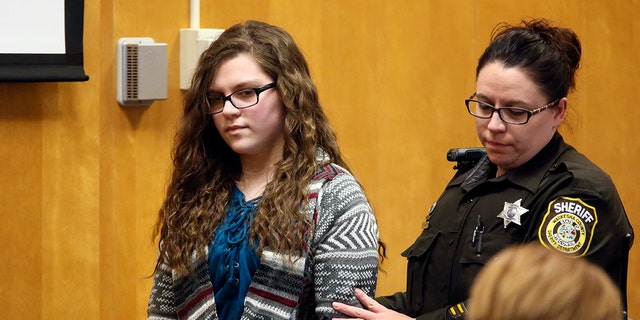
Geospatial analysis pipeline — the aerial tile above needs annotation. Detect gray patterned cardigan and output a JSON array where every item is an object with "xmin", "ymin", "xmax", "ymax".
[{"xmin": 148, "ymin": 163, "xmax": 380, "ymax": 319}]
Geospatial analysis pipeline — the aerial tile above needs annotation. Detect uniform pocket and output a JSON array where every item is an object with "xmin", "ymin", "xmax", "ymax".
[
  {"xmin": 402, "ymin": 230, "xmax": 439, "ymax": 259},
  {"xmin": 401, "ymin": 230, "xmax": 440, "ymax": 314}
]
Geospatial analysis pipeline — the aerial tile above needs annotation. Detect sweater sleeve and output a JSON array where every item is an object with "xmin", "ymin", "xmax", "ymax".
[
  {"xmin": 311, "ymin": 170, "xmax": 380, "ymax": 318},
  {"xmin": 147, "ymin": 262, "xmax": 178, "ymax": 320}
]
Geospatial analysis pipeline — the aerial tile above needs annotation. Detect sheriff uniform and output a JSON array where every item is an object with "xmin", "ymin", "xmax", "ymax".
[{"xmin": 377, "ymin": 133, "xmax": 634, "ymax": 320}]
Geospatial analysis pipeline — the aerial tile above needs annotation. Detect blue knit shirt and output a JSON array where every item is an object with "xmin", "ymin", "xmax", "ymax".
[{"xmin": 208, "ymin": 186, "xmax": 260, "ymax": 320}]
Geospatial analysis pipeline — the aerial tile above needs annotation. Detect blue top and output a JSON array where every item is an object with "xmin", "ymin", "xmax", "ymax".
[{"xmin": 208, "ymin": 186, "xmax": 261, "ymax": 320}]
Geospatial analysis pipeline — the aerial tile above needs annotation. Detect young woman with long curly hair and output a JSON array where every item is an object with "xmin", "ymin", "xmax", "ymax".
[{"xmin": 147, "ymin": 20, "xmax": 382, "ymax": 320}]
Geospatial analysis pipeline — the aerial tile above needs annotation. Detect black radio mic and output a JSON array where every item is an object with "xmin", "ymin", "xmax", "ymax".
[
  {"xmin": 446, "ymin": 148, "xmax": 486, "ymax": 170},
  {"xmin": 446, "ymin": 148, "xmax": 486, "ymax": 162}
]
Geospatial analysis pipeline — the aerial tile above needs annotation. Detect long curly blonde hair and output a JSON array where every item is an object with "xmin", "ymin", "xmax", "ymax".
[{"xmin": 154, "ymin": 20, "xmax": 350, "ymax": 274}]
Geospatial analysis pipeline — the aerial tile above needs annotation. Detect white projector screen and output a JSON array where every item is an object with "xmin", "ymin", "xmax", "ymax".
[{"xmin": 0, "ymin": 0, "xmax": 88, "ymax": 82}]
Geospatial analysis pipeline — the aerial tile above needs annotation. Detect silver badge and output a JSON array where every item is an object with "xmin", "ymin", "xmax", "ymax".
[{"xmin": 497, "ymin": 199, "xmax": 529, "ymax": 228}]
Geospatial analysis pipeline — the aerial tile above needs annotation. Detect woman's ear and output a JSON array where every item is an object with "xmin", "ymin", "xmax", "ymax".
[{"xmin": 553, "ymin": 97, "xmax": 568, "ymax": 126}]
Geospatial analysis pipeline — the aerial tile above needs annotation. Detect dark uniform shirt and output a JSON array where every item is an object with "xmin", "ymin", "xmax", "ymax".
[{"xmin": 377, "ymin": 133, "xmax": 634, "ymax": 320}]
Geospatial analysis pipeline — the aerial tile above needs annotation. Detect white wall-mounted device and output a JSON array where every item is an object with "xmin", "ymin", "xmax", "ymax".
[
  {"xmin": 179, "ymin": 28, "xmax": 224, "ymax": 90},
  {"xmin": 117, "ymin": 37, "xmax": 167, "ymax": 106}
]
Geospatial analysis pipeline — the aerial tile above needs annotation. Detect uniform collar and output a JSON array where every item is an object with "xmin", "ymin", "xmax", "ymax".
[
  {"xmin": 457, "ymin": 132, "xmax": 565, "ymax": 193},
  {"xmin": 507, "ymin": 132, "xmax": 564, "ymax": 192}
]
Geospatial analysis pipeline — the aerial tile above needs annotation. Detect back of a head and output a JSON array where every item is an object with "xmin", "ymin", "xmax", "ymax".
[{"xmin": 468, "ymin": 243, "xmax": 622, "ymax": 320}]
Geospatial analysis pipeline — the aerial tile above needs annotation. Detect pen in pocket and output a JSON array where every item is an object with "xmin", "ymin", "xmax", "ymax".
[{"xmin": 471, "ymin": 215, "xmax": 484, "ymax": 255}]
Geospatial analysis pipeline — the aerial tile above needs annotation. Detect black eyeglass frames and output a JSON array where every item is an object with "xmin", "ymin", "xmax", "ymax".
[
  {"xmin": 206, "ymin": 82, "xmax": 277, "ymax": 114},
  {"xmin": 465, "ymin": 92, "xmax": 560, "ymax": 125}
]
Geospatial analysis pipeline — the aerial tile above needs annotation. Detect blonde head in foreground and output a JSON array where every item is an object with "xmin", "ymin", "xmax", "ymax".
[{"xmin": 468, "ymin": 243, "xmax": 622, "ymax": 320}]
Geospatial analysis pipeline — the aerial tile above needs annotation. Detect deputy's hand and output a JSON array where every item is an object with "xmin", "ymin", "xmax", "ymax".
[{"xmin": 332, "ymin": 288, "xmax": 415, "ymax": 320}]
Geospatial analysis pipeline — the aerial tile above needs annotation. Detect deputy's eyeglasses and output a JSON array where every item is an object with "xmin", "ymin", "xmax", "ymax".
[
  {"xmin": 206, "ymin": 82, "xmax": 277, "ymax": 114},
  {"xmin": 465, "ymin": 92, "xmax": 560, "ymax": 125}
]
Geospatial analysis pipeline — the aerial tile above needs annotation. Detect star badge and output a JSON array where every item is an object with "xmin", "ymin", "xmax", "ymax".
[{"xmin": 497, "ymin": 199, "xmax": 529, "ymax": 228}]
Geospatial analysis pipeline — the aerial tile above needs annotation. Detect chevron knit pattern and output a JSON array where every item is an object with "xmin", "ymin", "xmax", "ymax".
[{"xmin": 148, "ymin": 162, "xmax": 380, "ymax": 320}]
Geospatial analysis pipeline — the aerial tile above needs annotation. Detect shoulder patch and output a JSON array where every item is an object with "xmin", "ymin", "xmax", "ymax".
[{"xmin": 538, "ymin": 196, "xmax": 598, "ymax": 256}]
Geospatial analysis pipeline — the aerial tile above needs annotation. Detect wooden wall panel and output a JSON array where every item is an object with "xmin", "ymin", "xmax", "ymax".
[
  {"xmin": 107, "ymin": 0, "xmax": 186, "ymax": 319},
  {"xmin": 40, "ymin": 80, "xmax": 101, "ymax": 318},
  {"xmin": 0, "ymin": 1, "xmax": 637, "ymax": 319},
  {"xmin": 0, "ymin": 83, "xmax": 44, "ymax": 319}
]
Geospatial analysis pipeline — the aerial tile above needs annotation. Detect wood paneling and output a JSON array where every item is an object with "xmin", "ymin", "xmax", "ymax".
[{"xmin": 0, "ymin": 1, "xmax": 637, "ymax": 318}]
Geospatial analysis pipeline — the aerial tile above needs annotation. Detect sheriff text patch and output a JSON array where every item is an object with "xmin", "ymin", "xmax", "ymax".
[{"xmin": 538, "ymin": 196, "xmax": 597, "ymax": 256}]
